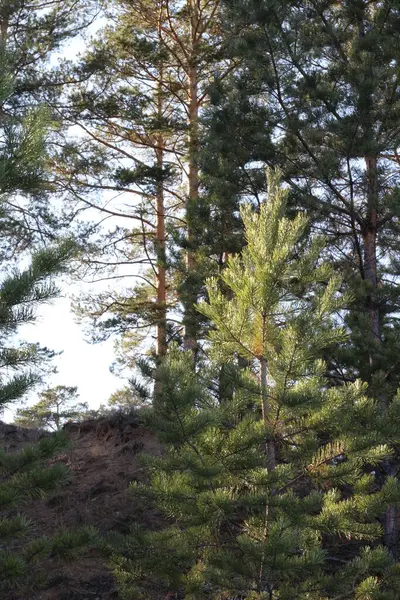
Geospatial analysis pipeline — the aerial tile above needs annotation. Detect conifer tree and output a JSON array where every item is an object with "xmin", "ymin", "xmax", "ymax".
[
  {"xmin": 0, "ymin": 189, "xmax": 93, "ymax": 596},
  {"xmin": 1, "ymin": 0, "xmax": 98, "ymax": 112},
  {"xmin": 203, "ymin": 0, "xmax": 400, "ymax": 555},
  {"xmin": 15, "ymin": 385, "xmax": 88, "ymax": 431},
  {"xmin": 0, "ymin": 0, "xmax": 98, "ymax": 250},
  {"xmin": 66, "ymin": 0, "xmax": 181, "ymax": 397},
  {"xmin": 55, "ymin": 0, "xmax": 227, "ymax": 383},
  {"xmin": 0, "ymin": 56, "xmax": 95, "ymax": 595},
  {"xmin": 107, "ymin": 386, "xmax": 148, "ymax": 413},
  {"xmin": 108, "ymin": 171, "xmax": 400, "ymax": 599}
]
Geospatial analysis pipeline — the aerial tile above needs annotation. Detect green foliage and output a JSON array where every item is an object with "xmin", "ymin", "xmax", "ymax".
[
  {"xmin": 0, "ymin": 92, "xmax": 57, "ymax": 258},
  {"xmin": 57, "ymin": 1, "xmax": 186, "ymax": 363},
  {"xmin": 0, "ymin": 234, "xmax": 90, "ymax": 592},
  {"xmin": 0, "ymin": 31, "xmax": 91, "ymax": 592},
  {"xmin": 0, "ymin": 0, "xmax": 99, "ymax": 259},
  {"xmin": 0, "ymin": 383, "xmax": 93, "ymax": 592},
  {"xmin": 110, "ymin": 171, "xmax": 400, "ymax": 599},
  {"xmin": 107, "ymin": 386, "xmax": 148, "ymax": 413},
  {"xmin": 56, "ymin": 0, "xmax": 227, "ymax": 368},
  {"xmin": 203, "ymin": 0, "xmax": 400, "ymax": 391},
  {"xmin": 0, "ymin": 522, "xmax": 98, "ymax": 594},
  {"xmin": 1, "ymin": 0, "xmax": 98, "ymax": 109},
  {"xmin": 0, "ymin": 242, "xmax": 77, "ymax": 411},
  {"xmin": 14, "ymin": 385, "xmax": 88, "ymax": 431}
]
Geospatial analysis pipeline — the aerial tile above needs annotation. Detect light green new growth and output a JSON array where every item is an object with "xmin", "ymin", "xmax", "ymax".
[{"xmin": 111, "ymin": 169, "xmax": 400, "ymax": 600}]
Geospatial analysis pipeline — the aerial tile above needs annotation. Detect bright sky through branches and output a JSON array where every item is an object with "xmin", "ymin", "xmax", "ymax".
[{"xmin": 3, "ymin": 16, "xmax": 122, "ymax": 422}]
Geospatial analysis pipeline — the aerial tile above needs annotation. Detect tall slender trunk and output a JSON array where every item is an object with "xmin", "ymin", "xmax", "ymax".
[
  {"xmin": 154, "ymin": 136, "xmax": 167, "ymax": 401},
  {"xmin": 259, "ymin": 354, "xmax": 275, "ymax": 590},
  {"xmin": 260, "ymin": 356, "xmax": 276, "ymax": 472},
  {"xmin": 363, "ymin": 154, "xmax": 398, "ymax": 557},
  {"xmin": 363, "ymin": 156, "xmax": 380, "ymax": 349},
  {"xmin": 156, "ymin": 138, "xmax": 167, "ymax": 359},
  {"xmin": 155, "ymin": 79, "xmax": 167, "ymax": 360},
  {"xmin": 154, "ymin": 16, "xmax": 167, "ymax": 402},
  {"xmin": 55, "ymin": 402, "xmax": 61, "ymax": 431},
  {"xmin": 356, "ymin": 4, "xmax": 397, "ymax": 557},
  {"xmin": 183, "ymin": 0, "xmax": 200, "ymax": 353},
  {"xmin": 0, "ymin": 8, "xmax": 9, "ymax": 52}
]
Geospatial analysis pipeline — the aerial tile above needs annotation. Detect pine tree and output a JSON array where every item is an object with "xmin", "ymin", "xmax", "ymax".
[
  {"xmin": 66, "ymin": 0, "xmax": 181, "ymax": 398},
  {"xmin": 107, "ymin": 385, "xmax": 149, "ymax": 413},
  {"xmin": 1, "ymin": 0, "xmax": 98, "ymax": 118},
  {"xmin": 0, "ymin": 199, "xmax": 93, "ymax": 596},
  {"xmin": 202, "ymin": 0, "xmax": 400, "ymax": 556},
  {"xmin": 0, "ymin": 0, "xmax": 98, "ymax": 251},
  {"xmin": 55, "ymin": 0, "xmax": 227, "ymax": 385},
  {"xmin": 0, "ymin": 58, "xmax": 95, "ymax": 595},
  {"xmin": 107, "ymin": 171, "xmax": 400, "ymax": 599},
  {"xmin": 15, "ymin": 385, "xmax": 88, "ymax": 431}
]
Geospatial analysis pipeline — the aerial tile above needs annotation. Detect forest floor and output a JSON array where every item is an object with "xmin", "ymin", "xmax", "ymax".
[{"xmin": 1, "ymin": 414, "xmax": 164, "ymax": 600}]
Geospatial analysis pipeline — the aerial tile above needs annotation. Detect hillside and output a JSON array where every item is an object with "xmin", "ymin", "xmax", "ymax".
[{"xmin": 1, "ymin": 415, "xmax": 162, "ymax": 600}]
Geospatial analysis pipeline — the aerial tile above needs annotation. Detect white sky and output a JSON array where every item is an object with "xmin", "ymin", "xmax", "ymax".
[{"xmin": 2, "ymin": 293, "xmax": 122, "ymax": 422}]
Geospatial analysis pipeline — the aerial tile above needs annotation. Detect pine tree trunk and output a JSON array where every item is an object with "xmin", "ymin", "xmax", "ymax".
[
  {"xmin": 55, "ymin": 403, "xmax": 61, "ymax": 431},
  {"xmin": 260, "ymin": 356, "xmax": 276, "ymax": 472},
  {"xmin": 259, "ymin": 355, "xmax": 275, "ymax": 590},
  {"xmin": 0, "ymin": 7, "xmax": 9, "ymax": 50},
  {"xmin": 154, "ymin": 136, "xmax": 167, "ymax": 402},
  {"xmin": 154, "ymin": 132, "xmax": 167, "ymax": 401},
  {"xmin": 363, "ymin": 156, "xmax": 380, "ymax": 349},
  {"xmin": 183, "ymin": 0, "xmax": 200, "ymax": 353},
  {"xmin": 156, "ymin": 139, "xmax": 167, "ymax": 360},
  {"xmin": 154, "ymin": 18, "xmax": 167, "ymax": 402},
  {"xmin": 355, "ymin": 3, "xmax": 398, "ymax": 558},
  {"xmin": 363, "ymin": 154, "xmax": 398, "ymax": 558},
  {"xmin": 155, "ymin": 62, "xmax": 167, "ymax": 361}
]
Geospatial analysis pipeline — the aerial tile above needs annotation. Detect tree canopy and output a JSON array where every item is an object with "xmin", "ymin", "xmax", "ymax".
[{"xmin": 15, "ymin": 385, "xmax": 88, "ymax": 431}]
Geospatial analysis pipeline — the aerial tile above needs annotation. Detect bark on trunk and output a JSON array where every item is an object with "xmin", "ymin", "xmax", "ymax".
[
  {"xmin": 183, "ymin": 0, "xmax": 200, "ymax": 354},
  {"xmin": 363, "ymin": 155, "xmax": 398, "ymax": 558},
  {"xmin": 155, "ymin": 132, "xmax": 167, "ymax": 356},
  {"xmin": 260, "ymin": 356, "xmax": 276, "ymax": 472},
  {"xmin": 363, "ymin": 156, "xmax": 380, "ymax": 348},
  {"xmin": 155, "ymin": 138, "xmax": 167, "ymax": 357},
  {"xmin": 154, "ymin": 18, "xmax": 167, "ymax": 402},
  {"xmin": 0, "ymin": 8, "xmax": 9, "ymax": 50},
  {"xmin": 259, "ymin": 355, "xmax": 276, "ymax": 590},
  {"xmin": 154, "ymin": 136, "xmax": 167, "ymax": 401}
]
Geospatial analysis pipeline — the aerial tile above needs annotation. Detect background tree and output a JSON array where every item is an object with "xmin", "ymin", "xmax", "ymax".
[
  {"xmin": 108, "ymin": 172, "xmax": 400, "ymax": 600},
  {"xmin": 107, "ymin": 386, "xmax": 149, "ymax": 413},
  {"xmin": 14, "ymin": 385, "xmax": 88, "ymax": 431},
  {"xmin": 52, "ymin": 0, "xmax": 230, "ymax": 394}
]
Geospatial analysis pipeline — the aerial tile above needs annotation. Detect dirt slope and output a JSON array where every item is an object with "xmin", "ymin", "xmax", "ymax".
[{"xmin": 1, "ymin": 414, "xmax": 163, "ymax": 600}]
